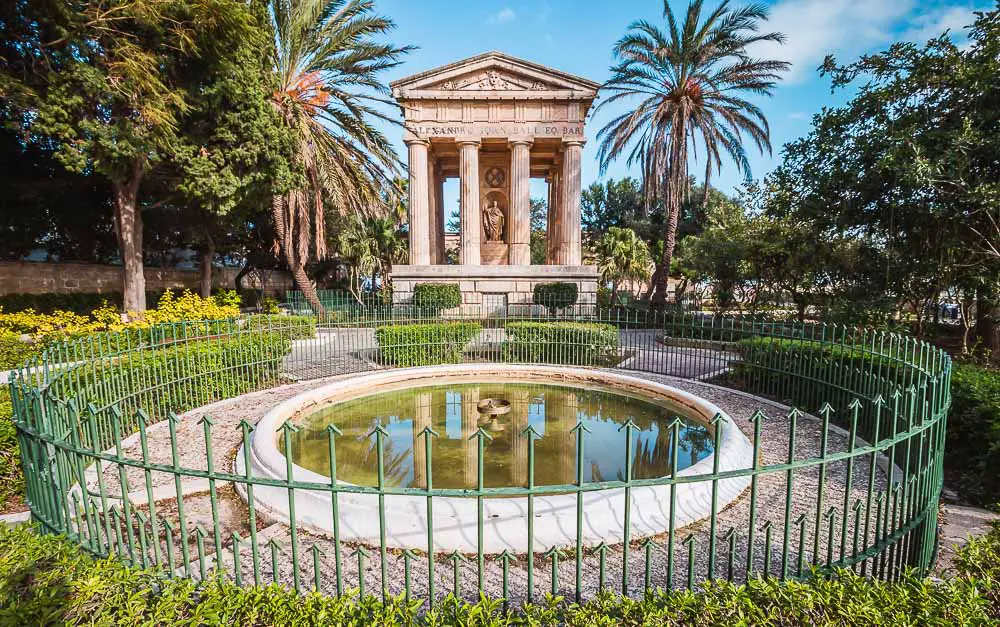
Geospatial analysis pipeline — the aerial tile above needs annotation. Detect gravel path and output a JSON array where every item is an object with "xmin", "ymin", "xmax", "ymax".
[{"xmin": 88, "ymin": 367, "xmax": 895, "ymax": 607}]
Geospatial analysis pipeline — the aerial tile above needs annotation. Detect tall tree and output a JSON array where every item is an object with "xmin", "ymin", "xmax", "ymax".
[
  {"xmin": 267, "ymin": 0, "xmax": 411, "ymax": 315},
  {"xmin": 595, "ymin": 0, "xmax": 788, "ymax": 305},
  {"xmin": 1, "ymin": 0, "xmax": 263, "ymax": 311},
  {"xmin": 338, "ymin": 215, "xmax": 405, "ymax": 304},
  {"xmin": 594, "ymin": 226, "xmax": 652, "ymax": 305}
]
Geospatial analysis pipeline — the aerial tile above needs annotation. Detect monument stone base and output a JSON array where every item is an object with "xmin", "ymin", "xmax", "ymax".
[{"xmin": 392, "ymin": 264, "xmax": 599, "ymax": 313}]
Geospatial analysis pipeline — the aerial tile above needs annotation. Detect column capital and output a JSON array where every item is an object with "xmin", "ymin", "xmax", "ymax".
[
  {"xmin": 455, "ymin": 137, "xmax": 481, "ymax": 148},
  {"xmin": 508, "ymin": 137, "xmax": 534, "ymax": 148},
  {"xmin": 404, "ymin": 136, "xmax": 430, "ymax": 147},
  {"xmin": 562, "ymin": 137, "xmax": 587, "ymax": 148}
]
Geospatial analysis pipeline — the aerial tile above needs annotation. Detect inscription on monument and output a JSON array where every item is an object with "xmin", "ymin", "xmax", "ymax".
[{"xmin": 407, "ymin": 123, "xmax": 584, "ymax": 138}]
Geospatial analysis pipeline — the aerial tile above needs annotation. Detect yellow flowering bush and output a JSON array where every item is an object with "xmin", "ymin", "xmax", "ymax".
[{"xmin": 0, "ymin": 290, "xmax": 242, "ymax": 369}]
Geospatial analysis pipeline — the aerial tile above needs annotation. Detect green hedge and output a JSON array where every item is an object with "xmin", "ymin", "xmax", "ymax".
[
  {"xmin": 412, "ymin": 283, "xmax": 461, "ymax": 311},
  {"xmin": 503, "ymin": 321, "xmax": 619, "ymax": 366},
  {"xmin": 947, "ymin": 363, "xmax": 1000, "ymax": 508},
  {"xmin": 41, "ymin": 331, "xmax": 291, "ymax": 450},
  {"xmin": 242, "ymin": 314, "xmax": 317, "ymax": 340},
  {"xmin": 533, "ymin": 282, "xmax": 578, "ymax": 312},
  {"xmin": 374, "ymin": 322, "xmax": 481, "ymax": 367},
  {"xmin": 0, "ymin": 522, "xmax": 996, "ymax": 625}
]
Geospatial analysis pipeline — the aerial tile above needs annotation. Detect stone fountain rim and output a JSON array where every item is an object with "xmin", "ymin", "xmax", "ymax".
[{"xmin": 236, "ymin": 364, "xmax": 755, "ymax": 553}]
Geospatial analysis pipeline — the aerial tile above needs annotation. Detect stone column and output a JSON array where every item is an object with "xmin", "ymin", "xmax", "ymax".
[
  {"xmin": 546, "ymin": 170, "xmax": 561, "ymax": 265},
  {"xmin": 434, "ymin": 175, "xmax": 446, "ymax": 264},
  {"xmin": 508, "ymin": 139, "xmax": 532, "ymax": 266},
  {"xmin": 457, "ymin": 139, "xmax": 481, "ymax": 266},
  {"xmin": 427, "ymin": 157, "xmax": 439, "ymax": 266},
  {"xmin": 406, "ymin": 138, "xmax": 430, "ymax": 265},
  {"xmin": 560, "ymin": 139, "xmax": 585, "ymax": 265}
]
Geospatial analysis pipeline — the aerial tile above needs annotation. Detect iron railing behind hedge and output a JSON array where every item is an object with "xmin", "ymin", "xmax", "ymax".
[{"xmin": 9, "ymin": 307, "xmax": 949, "ymax": 608}]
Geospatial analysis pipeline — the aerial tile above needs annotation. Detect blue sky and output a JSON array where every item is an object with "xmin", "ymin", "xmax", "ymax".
[{"xmin": 373, "ymin": 0, "xmax": 990, "ymax": 214}]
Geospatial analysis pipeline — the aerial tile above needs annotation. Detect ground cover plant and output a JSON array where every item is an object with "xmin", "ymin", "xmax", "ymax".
[
  {"xmin": 0, "ymin": 522, "xmax": 996, "ymax": 625},
  {"xmin": 946, "ymin": 362, "xmax": 1000, "ymax": 509}
]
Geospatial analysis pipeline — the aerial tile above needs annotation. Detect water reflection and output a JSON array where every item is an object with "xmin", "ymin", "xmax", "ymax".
[{"xmin": 282, "ymin": 382, "xmax": 713, "ymax": 490}]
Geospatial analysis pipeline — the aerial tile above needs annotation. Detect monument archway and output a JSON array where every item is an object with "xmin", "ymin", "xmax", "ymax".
[{"xmin": 390, "ymin": 51, "xmax": 600, "ymax": 309}]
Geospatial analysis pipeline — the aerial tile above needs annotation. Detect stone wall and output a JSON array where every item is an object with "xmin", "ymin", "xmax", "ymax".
[
  {"xmin": 391, "ymin": 264, "xmax": 599, "ymax": 313},
  {"xmin": 0, "ymin": 260, "xmax": 293, "ymax": 297}
]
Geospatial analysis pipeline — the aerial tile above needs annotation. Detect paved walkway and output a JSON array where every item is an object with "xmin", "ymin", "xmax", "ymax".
[
  {"xmin": 935, "ymin": 503, "xmax": 1000, "ymax": 573},
  {"xmin": 281, "ymin": 327, "xmax": 738, "ymax": 382}
]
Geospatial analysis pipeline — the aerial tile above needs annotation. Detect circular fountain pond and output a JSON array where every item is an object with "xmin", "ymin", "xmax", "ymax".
[{"xmin": 238, "ymin": 365, "xmax": 754, "ymax": 552}]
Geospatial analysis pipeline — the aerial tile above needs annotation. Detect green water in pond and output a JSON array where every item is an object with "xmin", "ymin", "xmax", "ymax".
[{"xmin": 281, "ymin": 381, "xmax": 714, "ymax": 490}]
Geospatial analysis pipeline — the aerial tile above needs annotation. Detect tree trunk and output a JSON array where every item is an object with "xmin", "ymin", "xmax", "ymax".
[
  {"xmin": 111, "ymin": 160, "xmax": 146, "ymax": 313},
  {"xmin": 272, "ymin": 195, "xmax": 325, "ymax": 316},
  {"xmin": 701, "ymin": 159, "xmax": 711, "ymax": 211},
  {"xmin": 199, "ymin": 232, "xmax": 215, "ymax": 298},
  {"xmin": 651, "ymin": 121, "xmax": 688, "ymax": 307},
  {"xmin": 976, "ymin": 285, "xmax": 1000, "ymax": 361}
]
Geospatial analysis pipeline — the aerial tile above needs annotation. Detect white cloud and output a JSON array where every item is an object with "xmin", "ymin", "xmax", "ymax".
[
  {"xmin": 754, "ymin": 0, "xmax": 990, "ymax": 83},
  {"xmin": 902, "ymin": 4, "xmax": 981, "ymax": 44},
  {"xmin": 753, "ymin": 0, "xmax": 914, "ymax": 83},
  {"xmin": 787, "ymin": 111, "xmax": 808, "ymax": 120},
  {"xmin": 488, "ymin": 7, "xmax": 516, "ymax": 24}
]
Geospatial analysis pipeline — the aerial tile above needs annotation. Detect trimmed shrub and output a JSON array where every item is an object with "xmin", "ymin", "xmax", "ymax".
[
  {"xmin": 533, "ymin": 282, "xmax": 578, "ymax": 313},
  {"xmin": 0, "ymin": 522, "xmax": 997, "ymax": 625},
  {"xmin": 45, "ymin": 332, "xmax": 292, "ymax": 449},
  {"xmin": 503, "ymin": 321, "xmax": 619, "ymax": 365},
  {"xmin": 412, "ymin": 283, "xmax": 461, "ymax": 311},
  {"xmin": 243, "ymin": 314, "xmax": 317, "ymax": 340},
  {"xmin": 947, "ymin": 363, "xmax": 1000, "ymax": 508},
  {"xmin": 375, "ymin": 322, "xmax": 481, "ymax": 367}
]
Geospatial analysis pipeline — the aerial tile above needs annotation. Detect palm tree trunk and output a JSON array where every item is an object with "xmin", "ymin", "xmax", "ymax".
[
  {"xmin": 272, "ymin": 195, "xmax": 326, "ymax": 316},
  {"xmin": 652, "ymin": 123, "xmax": 689, "ymax": 307}
]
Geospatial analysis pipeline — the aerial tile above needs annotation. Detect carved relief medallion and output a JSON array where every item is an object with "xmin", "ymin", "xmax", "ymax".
[{"xmin": 484, "ymin": 167, "xmax": 506, "ymax": 188}]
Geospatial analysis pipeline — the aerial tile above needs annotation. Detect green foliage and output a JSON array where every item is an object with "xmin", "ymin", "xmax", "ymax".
[
  {"xmin": 594, "ymin": 227, "xmax": 652, "ymax": 305},
  {"xmin": 242, "ymin": 315, "xmax": 317, "ymax": 340},
  {"xmin": 339, "ymin": 217, "xmax": 408, "ymax": 305},
  {"xmin": 533, "ymin": 282, "xmax": 579, "ymax": 313},
  {"xmin": 374, "ymin": 323, "xmax": 481, "ymax": 367},
  {"xmin": 50, "ymin": 331, "xmax": 291, "ymax": 441},
  {"xmin": 0, "ymin": 292, "xmax": 124, "ymax": 316},
  {"xmin": 412, "ymin": 283, "xmax": 461, "ymax": 311},
  {"xmin": 0, "ymin": 521, "xmax": 997, "ymax": 625},
  {"xmin": 595, "ymin": 3, "xmax": 788, "ymax": 304},
  {"xmin": 0, "ymin": 331, "xmax": 38, "ymax": 371},
  {"xmin": 0, "ymin": 389, "xmax": 21, "ymax": 512},
  {"xmin": 503, "ymin": 321, "xmax": 619, "ymax": 366},
  {"xmin": 947, "ymin": 363, "xmax": 1000, "ymax": 508}
]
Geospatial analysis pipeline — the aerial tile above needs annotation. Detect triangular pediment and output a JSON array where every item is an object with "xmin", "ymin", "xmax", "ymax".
[{"xmin": 391, "ymin": 51, "xmax": 599, "ymax": 100}]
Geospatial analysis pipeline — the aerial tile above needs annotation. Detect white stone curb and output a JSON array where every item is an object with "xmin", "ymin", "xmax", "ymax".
[{"xmin": 237, "ymin": 364, "xmax": 754, "ymax": 554}]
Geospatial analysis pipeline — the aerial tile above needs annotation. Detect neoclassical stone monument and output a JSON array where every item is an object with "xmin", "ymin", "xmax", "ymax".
[{"xmin": 390, "ymin": 51, "xmax": 600, "ymax": 309}]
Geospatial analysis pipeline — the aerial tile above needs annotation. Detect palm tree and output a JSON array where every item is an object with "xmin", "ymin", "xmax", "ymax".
[
  {"xmin": 339, "ymin": 216, "xmax": 406, "ymax": 304},
  {"xmin": 595, "ymin": 0, "xmax": 788, "ymax": 305},
  {"xmin": 595, "ymin": 227, "xmax": 653, "ymax": 305},
  {"xmin": 269, "ymin": 0, "xmax": 412, "ymax": 314}
]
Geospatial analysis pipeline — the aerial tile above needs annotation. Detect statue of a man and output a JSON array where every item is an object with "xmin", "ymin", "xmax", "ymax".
[{"xmin": 483, "ymin": 200, "xmax": 505, "ymax": 242}]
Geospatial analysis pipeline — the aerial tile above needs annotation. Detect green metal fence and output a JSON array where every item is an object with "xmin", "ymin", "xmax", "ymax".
[{"xmin": 8, "ymin": 306, "xmax": 950, "ymax": 607}]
